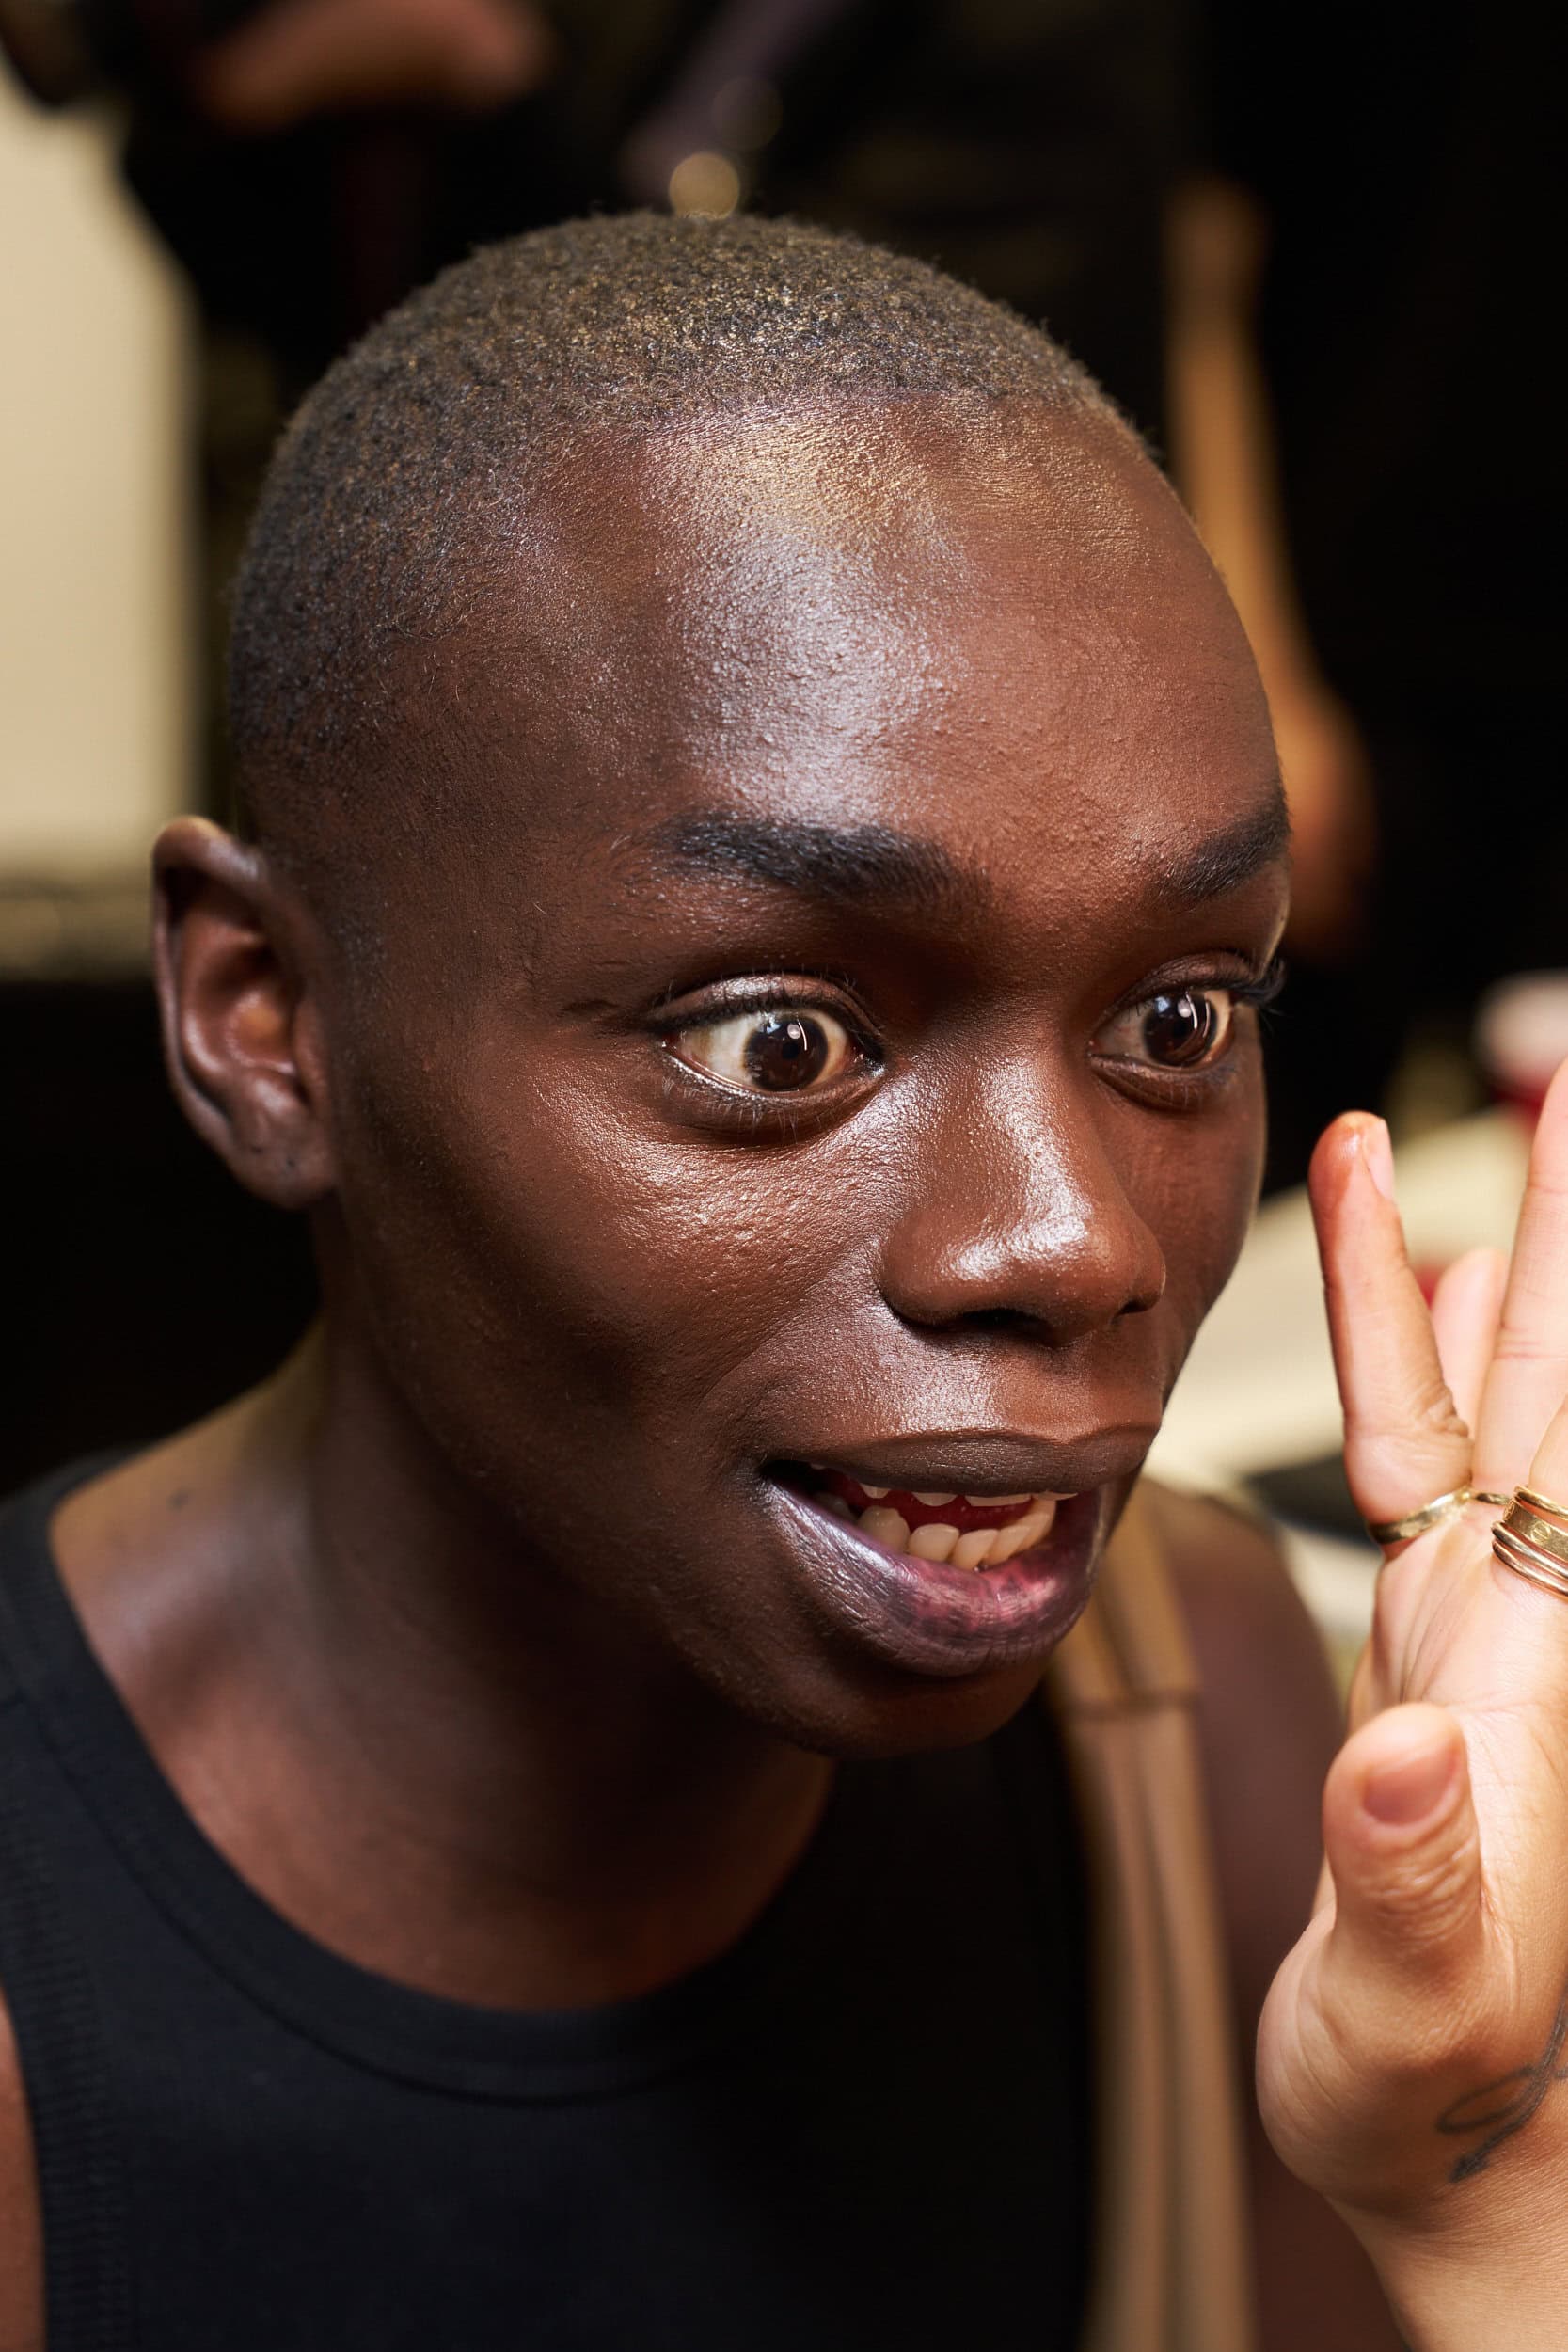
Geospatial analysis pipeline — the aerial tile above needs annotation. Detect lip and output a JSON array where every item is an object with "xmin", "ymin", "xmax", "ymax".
[
  {"xmin": 762, "ymin": 1473, "xmax": 1116, "ymax": 1681},
  {"xmin": 788, "ymin": 1425, "xmax": 1156, "ymax": 1501}
]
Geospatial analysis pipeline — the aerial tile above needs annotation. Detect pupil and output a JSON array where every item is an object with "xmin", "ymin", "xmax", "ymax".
[
  {"xmin": 745, "ymin": 1014, "xmax": 829, "ymax": 1091},
  {"xmin": 1143, "ymin": 991, "xmax": 1213, "ymax": 1067}
]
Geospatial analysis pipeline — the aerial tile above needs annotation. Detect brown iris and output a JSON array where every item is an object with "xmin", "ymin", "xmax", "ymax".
[
  {"xmin": 1140, "ymin": 990, "xmax": 1220, "ymax": 1068},
  {"xmin": 744, "ymin": 1014, "xmax": 832, "ymax": 1091},
  {"xmin": 669, "ymin": 998, "xmax": 857, "ymax": 1094}
]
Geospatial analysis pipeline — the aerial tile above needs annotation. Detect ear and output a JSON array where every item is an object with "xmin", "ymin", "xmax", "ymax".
[{"xmin": 152, "ymin": 818, "xmax": 335, "ymax": 1210}]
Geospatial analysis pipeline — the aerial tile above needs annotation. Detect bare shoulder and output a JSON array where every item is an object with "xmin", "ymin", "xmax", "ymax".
[
  {"xmin": 0, "ymin": 1987, "xmax": 43, "ymax": 2352},
  {"xmin": 1142, "ymin": 1483, "xmax": 1402, "ymax": 2352}
]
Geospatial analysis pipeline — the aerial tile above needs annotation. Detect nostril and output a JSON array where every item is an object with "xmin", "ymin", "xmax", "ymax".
[
  {"xmin": 962, "ymin": 1307, "xmax": 1039, "ymax": 1336},
  {"xmin": 895, "ymin": 1302, "xmax": 1084, "ymax": 1342},
  {"xmin": 1116, "ymin": 1285, "xmax": 1163, "ymax": 1322},
  {"xmin": 1122, "ymin": 1258, "xmax": 1167, "ymax": 1317},
  {"xmin": 928, "ymin": 1294, "xmax": 1157, "ymax": 1338},
  {"xmin": 891, "ymin": 1268, "xmax": 1164, "ymax": 1343}
]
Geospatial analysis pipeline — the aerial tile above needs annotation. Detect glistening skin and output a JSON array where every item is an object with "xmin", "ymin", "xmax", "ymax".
[
  {"xmin": 148, "ymin": 400, "xmax": 1287, "ymax": 1792},
  {"xmin": 48, "ymin": 392, "xmax": 1296, "ymax": 2035}
]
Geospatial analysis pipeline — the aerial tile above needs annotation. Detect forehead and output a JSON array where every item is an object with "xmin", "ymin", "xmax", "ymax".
[
  {"xmin": 515, "ymin": 401, "xmax": 1268, "ymax": 834},
  {"xmin": 414, "ymin": 401, "xmax": 1280, "ymax": 951}
]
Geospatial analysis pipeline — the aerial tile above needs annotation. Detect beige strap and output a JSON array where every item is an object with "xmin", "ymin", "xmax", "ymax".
[{"xmin": 1045, "ymin": 1485, "xmax": 1258, "ymax": 2352}]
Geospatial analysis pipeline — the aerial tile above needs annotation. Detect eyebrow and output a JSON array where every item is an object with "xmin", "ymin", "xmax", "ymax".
[
  {"xmin": 640, "ymin": 787, "xmax": 1290, "ymax": 921},
  {"xmin": 1145, "ymin": 789, "xmax": 1291, "ymax": 909},
  {"xmin": 643, "ymin": 810, "xmax": 987, "ymax": 919}
]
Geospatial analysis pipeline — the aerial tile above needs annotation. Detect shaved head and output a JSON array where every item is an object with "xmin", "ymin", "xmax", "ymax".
[
  {"xmin": 227, "ymin": 210, "xmax": 1130, "ymax": 925},
  {"xmin": 159, "ymin": 208, "xmax": 1282, "ymax": 1771}
]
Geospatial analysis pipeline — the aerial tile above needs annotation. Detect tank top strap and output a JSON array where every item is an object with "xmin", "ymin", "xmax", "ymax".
[{"xmin": 1044, "ymin": 1483, "xmax": 1259, "ymax": 2352}]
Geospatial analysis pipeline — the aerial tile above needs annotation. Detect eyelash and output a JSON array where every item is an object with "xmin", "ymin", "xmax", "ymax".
[
  {"xmin": 656, "ymin": 955, "xmax": 1285, "ymax": 1117},
  {"xmin": 1230, "ymin": 956, "xmax": 1287, "ymax": 1014},
  {"xmin": 656, "ymin": 979, "xmax": 880, "ymax": 1117},
  {"xmin": 1084, "ymin": 955, "xmax": 1286, "ymax": 1112}
]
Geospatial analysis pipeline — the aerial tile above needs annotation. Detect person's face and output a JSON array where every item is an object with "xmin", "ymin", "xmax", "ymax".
[{"xmin": 316, "ymin": 401, "xmax": 1287, "ymax": 1754}]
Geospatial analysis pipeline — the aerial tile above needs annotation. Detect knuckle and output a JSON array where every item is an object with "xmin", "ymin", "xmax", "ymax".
[
  {"xmin": 1407, "ymin": 1376, "xmax": 1470, "ymax": 1444},
  {"xmin": 1492, "ymin": 1330, "xmax": 1568, "ymax": 1374},
  {"xmin": 1348, "ymin": 1381, "xmax": 1467, "ymax": 1459},
  {"xmin": 1349, "ymin": 1452, "xmax": 1469, "ymax": 1547},
  {"xmin": 1322, "ymin": 1956, "xmax": 1497, "ymax": 2108},
  {"xmin": 1360, "ymin": 1821, "xmax": 1483, "ymax": 1955}
]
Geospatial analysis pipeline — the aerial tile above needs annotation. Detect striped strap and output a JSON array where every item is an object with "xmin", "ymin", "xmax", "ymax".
[{"xmin": 1045, "ymin": 1485, "xmax": 1258, "ymax": 2352}]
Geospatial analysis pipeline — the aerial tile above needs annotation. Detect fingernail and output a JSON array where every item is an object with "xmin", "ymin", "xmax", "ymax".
[
  {"xmin": 1363, "ymin": 1738, "xmax": 1458, "ymax": 1826},
  {"xmin": 1360, "ymin": 1117, "xmax": 1397, "ymax": 1202}
]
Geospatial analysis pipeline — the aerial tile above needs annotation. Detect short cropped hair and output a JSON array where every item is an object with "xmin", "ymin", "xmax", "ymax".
[{"xmin": 229, "ymin": 210, "xmax": 1117, "ymax": 893}]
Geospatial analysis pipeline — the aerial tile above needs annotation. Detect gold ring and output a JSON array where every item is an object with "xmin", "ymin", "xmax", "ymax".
[
  {"xmin": 1499, "ymin": 1500, "xmax": 1568, "ymax": 1567},
  {"xmin": 1493, "ymin": 1519, "xmax": 1568, "ymax": 1601},
  {"xmin": 1517, "ymin": 1486, "xmax": 1568, "ymax": 1525},
  {"xmin": 1367, "ymin": 1486, "xmax": 1510, "ymax": 1547}
]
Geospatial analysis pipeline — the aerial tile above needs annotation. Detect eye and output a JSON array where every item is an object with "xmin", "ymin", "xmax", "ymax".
[
  {"xmin": 670, "ymin": 1006, "xmax": 861, "ymax": 1095},
  {"xmin": 1094, "ymin": 986, "xmax": 1238, "ymax": 1073}
]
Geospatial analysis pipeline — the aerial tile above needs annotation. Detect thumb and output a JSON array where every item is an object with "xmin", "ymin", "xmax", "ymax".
[{"xmin": 1320, "ymin": 1704, "xmax": 1486, "ymax": 2005}]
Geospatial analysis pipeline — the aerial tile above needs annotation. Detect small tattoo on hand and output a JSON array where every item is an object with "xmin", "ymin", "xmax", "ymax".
[{"xmin": 1436, "ymin": 1982, "xmax": 1568, "ymax": 2182}]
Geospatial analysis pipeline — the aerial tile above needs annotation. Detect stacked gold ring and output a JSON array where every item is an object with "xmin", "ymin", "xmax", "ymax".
[{"xmin": 1493, "ymin": 1487, "xmax": 1568, "ymax": 1600}]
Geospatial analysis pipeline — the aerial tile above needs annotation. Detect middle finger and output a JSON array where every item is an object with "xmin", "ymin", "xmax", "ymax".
[{"xmin": 1474, "ymin": 1060, "xmax": 1568, "ymax": 1492}]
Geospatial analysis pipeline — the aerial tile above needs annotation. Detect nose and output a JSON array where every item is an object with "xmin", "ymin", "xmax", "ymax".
[{"xmin": 878, "ymin": 1065, "xmax": 1166, "ymax": 1344}]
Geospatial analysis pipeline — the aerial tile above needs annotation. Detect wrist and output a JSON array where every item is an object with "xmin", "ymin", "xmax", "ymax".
[{"xmin": 1357, "ymin": 2217, "xmax": 1568, "ymax": 2352}]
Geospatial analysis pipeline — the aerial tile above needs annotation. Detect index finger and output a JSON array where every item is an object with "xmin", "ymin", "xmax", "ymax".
[
  {"xmin": 1473, "ymin": 1059, "xmax": 1568, "ymax": 1494},
  {"xmin": 1309, "ymin": 1112, "xmax": 1472, "ymax": 1526}
]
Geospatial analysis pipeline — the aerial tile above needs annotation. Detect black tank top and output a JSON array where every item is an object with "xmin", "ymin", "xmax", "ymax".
[{"xmin": 0, "ymin": 1462, "xmax": 1091, "ymax": 2351}]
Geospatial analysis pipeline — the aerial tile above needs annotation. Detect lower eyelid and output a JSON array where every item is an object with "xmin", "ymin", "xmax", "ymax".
[
  {"xmin": 661, "ymin": 1018, "xmax": 886, "ymax": 1111},
  {"xmin": 1089, "ymin": 1005, "xmax": 1249, "ymax": 1089},
  {"xmin": 659, "ymin": 1056, "xmax": 875, "ymax": 1127}
]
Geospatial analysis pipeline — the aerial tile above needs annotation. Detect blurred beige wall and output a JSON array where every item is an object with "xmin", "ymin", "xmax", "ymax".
[{"xmin": 0, "ymin": 58, "xmax": 193, "ymax": 880}]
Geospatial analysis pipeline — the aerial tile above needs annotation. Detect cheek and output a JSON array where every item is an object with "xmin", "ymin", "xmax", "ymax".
[
  {"xmin": 1129, "ymin": 1080, "xmax": 1266, "ymax": 1358},
  {"xmin": 326, "ymin": 1041, "xmax": 863, "ymax": 1486}
]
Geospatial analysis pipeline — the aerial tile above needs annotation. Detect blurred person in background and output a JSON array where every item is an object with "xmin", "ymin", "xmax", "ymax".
[
  {"xmin": 0, "ymin": 0, "xmax": 1374, "ymax": 990},
  {"xmin": 1200, "ymin": 1, "xmax": 1557, "ymax": 1179}
]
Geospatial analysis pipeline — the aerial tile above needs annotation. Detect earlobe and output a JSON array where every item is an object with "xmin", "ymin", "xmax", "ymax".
[{"xmin": 152, "ymin": 817, "xmax": 335, "ymax": 1210}]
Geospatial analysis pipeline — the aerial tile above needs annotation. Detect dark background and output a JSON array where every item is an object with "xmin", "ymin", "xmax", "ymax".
[{"xmin": 2, "ymin": 0, "xmax": 1554, "ymax": 1492}]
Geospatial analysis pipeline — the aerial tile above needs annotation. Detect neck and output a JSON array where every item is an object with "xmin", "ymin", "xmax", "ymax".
[{"xmin": 53, "ymin": 1333, "xmax": 834, "ymax": 2010}]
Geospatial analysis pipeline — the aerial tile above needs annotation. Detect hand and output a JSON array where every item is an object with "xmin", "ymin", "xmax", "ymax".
[
  {"xmin": 194, "ymin": 0, "xmax": 555, "ymax": 133},
  {"xmin": 1259, "ymin": 1070, "xmax": 1568, "ymax": 2346}
]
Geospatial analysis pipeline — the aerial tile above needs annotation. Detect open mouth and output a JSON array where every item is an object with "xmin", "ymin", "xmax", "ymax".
[
  {"xmin": 790, "ymin": 1467, "xmax": 1070, "ymax": 1571},
  {"xmin": 761, "ymin": 1453, "xmax": 1117, "ymax": 1679}
]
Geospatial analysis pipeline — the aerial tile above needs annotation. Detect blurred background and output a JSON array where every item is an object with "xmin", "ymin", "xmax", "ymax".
[{"xmin": 1, "ymin": 0, "xmax": 1557, "ymax": 1657}]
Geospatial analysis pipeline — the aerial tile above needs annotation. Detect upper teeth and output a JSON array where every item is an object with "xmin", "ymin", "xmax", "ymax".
[{"xmin": 828, "ymin": 1493, "xmax": 1061, "ymax": 1570}]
